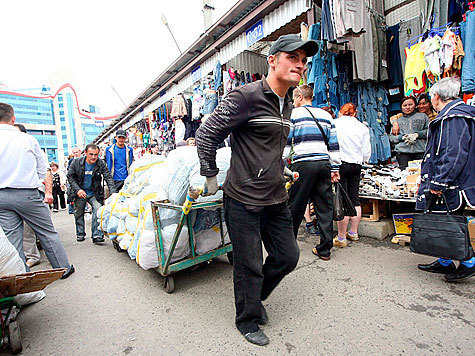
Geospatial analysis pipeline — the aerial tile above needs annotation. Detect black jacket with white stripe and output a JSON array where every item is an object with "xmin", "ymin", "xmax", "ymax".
[{"xmin": 196, "ymin": 77, "xmax": 293, "ymax": 206}]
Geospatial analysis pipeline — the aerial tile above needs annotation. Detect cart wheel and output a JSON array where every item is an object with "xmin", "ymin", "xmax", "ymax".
[
  {"xmin": 227, "ymin": 252, "xmax": 233, "ymax": 266},
  {"xmin": 8, "ymin": 321, "xmax": 22, "ymax": 354},
  {"xmin": 164, "ymin": 276, "xmax": 175, "ymax": 294}
]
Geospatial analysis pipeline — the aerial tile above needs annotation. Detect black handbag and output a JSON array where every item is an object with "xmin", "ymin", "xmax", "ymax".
[
  {"xmin": 333, "ymin": 182, "xmax": 357, "ymax": 221},
  {"xmin": 410, "ymin": 192, "xmax": 473, "ymax": 260}
]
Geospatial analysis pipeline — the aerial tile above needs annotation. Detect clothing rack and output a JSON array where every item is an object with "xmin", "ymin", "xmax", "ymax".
[{"xmin": 407, "ymin": 22, "xmax": 460, "ymax": 47}]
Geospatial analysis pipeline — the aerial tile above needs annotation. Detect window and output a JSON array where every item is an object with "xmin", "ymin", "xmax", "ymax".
[
  {"xmin": 59, "ymin": 111, "xmax": 64, "ymax": 115},
  {"xmin": 59, "ymin": 103, "xmax": 63, "ymax": 108}
]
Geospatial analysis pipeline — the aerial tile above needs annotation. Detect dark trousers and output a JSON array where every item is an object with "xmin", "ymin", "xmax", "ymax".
[
  {"xmin": 114, "ymin": 180, "xmax": 124, "ymax": 191},
  {"xmin": 224, "ymin": 196, "xmax": 299, "ymax": 334},
  {"xmin": 52, "ymin": 186, "xmax": 66, "ymax": 210},
  {"xmin": 339, "ymin": 163, "xmax": 362, "ymax": 206},
  {"xmin": 288, "ymin": 160, "xmax": 334, "ymax": 257},
  {"xmin": 396, "ymin": 152, "xmax": 424, "ymax": 170}
]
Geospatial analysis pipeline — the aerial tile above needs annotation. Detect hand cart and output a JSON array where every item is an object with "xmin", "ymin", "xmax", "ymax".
[
  {"xmin": 111, "ymin": 187, "xmax": 232, "ymax": 293},
  {"xmin": 0, "ymin": 268, "xmax": 65, "ymax": 353}
]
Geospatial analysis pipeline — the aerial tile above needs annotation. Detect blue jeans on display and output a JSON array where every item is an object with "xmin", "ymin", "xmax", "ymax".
[
  {"xmin": 202, "ymin": 92, "xmax": 218, "ymax": 115},
  {"xmin": 74, "ymin": 195, "xmax": 103, "ymax": 239},
  {"xmin": 461, "ymin": 10, "xmax": 475, "ymax": 93},
  {"xmin": 214, "ymin": 61, "xmax": 222, "ymax": 91}
]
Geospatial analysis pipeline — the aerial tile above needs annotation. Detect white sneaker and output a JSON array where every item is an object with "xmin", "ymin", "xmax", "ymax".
[{"xmin": 347, "ymin": 231, "xmax": 359, "ymax": 241}]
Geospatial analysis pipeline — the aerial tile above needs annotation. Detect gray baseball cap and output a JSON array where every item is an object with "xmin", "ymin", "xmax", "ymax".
[
  {"xmin": 116, "ymin": 129, "xmax": 127, "ymax": 137},
  {"xmin": 269, "ymin": 34, "xmax": 318, "ymax": 57}
]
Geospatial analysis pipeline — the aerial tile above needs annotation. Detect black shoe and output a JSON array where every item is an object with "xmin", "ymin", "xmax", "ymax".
[
  {"xmin": 417, "ymin": 260, "xmax": 456, "ymax": 274},
  {"xmin": 92, "ymin": 237, "xmax": 105, "ymax": 244},
  {"xmin": 61, "ymin": 265, "xmax": 75, "ymax": 279},
  {"xmin": 243, "ymin": 329, "xmax": 269, "ymax": 346},
  {"xmin": 77, "ymin": 236, "xmax": 85, "ymax": 242},
  {"xmin": 258, "ymin": 304, "xmax": 268, "ymax": 326},
  {"xmin": 445, "ymin": 264, "xmax": 475, "ymax": 282}
]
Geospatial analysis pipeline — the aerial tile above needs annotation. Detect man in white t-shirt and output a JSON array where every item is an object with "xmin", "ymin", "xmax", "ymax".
[{"xmin": 0, "ymin": 103, "xmax": 74, "ymax": 279}]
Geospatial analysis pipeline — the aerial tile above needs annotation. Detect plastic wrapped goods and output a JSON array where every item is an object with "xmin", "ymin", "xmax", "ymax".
[{"xmin": 0, "ymin": 226, "xmax": 45, "ymax": 306}]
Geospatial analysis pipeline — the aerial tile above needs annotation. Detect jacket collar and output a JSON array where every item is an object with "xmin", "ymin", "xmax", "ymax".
[
  {"xmin": 436, "ymin": 98, "xmax": 464, "ymax": 118},
  {"xmin": 261, "ymin": 76, "xmax": 292, "ymax": 105}
]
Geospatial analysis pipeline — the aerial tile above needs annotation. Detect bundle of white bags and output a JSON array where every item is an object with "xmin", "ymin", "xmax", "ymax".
[
  {"xmin": 97, "ymin": 146, "xmax": 231, "ymax": 270},
  {"xmin": 0, "ymin": 226, "xmax": 46, "ymax": 305}
]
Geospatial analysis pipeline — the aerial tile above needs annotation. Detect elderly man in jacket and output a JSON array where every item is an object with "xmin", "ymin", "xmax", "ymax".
[
  {"xmin": 416, "ymin": 77, "xmax": 475, "ymax": 281},
  {"xmin": 68, "ymin": 143, "xmax": 117, "ymax": 243}
]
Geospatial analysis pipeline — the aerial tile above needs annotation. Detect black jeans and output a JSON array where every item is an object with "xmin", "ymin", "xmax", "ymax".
[
  {"xmin": 288, "ymin": 160, "xmax": 334, "ymax": 257},
  {"xmin": 224, "ymin": 196, "xmax": 299, "ymax": 334},
  {"xmin": 52, "ymin": 186, "xmax": 66, "ymax": 210},
  {"xmin": 396, "ymin": 152, "xmax": 424, "ymax": 170}
]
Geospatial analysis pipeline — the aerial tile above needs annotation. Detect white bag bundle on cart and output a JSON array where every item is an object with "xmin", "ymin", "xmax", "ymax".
[
  {"xmin": 97, "ymin": 147, "xmax": 232, "ymax": 270},
  {"xmin": 0, "ymin": 226, "xmax": 45, "ymax": 306}
]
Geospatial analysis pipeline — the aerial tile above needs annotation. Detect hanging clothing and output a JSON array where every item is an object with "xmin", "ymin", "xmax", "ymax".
[
  {"xmin": 461, "ymin": 7, "xmax": 475, "ymax": 93},
  {"xmin": 444, "ymin": 34, "xmax": 465, "ymax": 77},
  {"xmin": 387, "ymin": 24, "xmax": 404, "ymax": 87},
  {"xmin": 420, "ymin": 35, "xmax": 442, "ymax": 78},
  {"xmin": 170, "ymin": 95, "xmax": 187, "ymax": 119},
  {"xmin": 351, "ymin": 7, "xmax": 374, "ymax": 80},
  {"xmin": 404, "ymin": 42, "xmax": 426, "ymax": 95},
  {"xmin": 399, "ymin": 16, "xmax": 422, "ymax": 73}
]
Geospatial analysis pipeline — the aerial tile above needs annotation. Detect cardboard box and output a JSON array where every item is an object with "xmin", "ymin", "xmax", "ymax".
[
  {"xmin": 393, "ymin": 214, "xmax": 414, "ymax": 235},
  {"xmin": 468, "ymin": 217, "xmax": 475, "ymax": 251}
]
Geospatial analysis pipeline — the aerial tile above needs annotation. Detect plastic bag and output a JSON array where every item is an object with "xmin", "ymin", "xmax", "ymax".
[
  {"xmin": 0, "ymin": 226, "xmax": 46, "ymax": 306},
  {"xmin": 333, "ymin": 182, "xmax": 356, "ymax": 221},
  {"xmin": 332, "ymin": 183, "xmax": 345, "ymax": 221}
]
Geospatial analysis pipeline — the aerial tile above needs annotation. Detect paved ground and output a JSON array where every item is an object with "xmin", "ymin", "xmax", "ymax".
[{"xmin": 10, "ymin": 210, "xmax": 475, "ymax": 355}]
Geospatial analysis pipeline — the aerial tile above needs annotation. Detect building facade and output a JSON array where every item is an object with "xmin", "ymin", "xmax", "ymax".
[{"xmin": 0, "ymin": 84, "xmax": 114, "ymax": 165}]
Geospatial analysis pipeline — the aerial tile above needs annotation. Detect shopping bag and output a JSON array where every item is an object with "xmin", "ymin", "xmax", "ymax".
[
  {"xmin": 410, "ymin": 192, "xmax": 473, "ymax": 260},
  {"xmin": 332, "ymin": 183, "xmax": 345, "ymax": 221},
  {"xmin": 339, "ymin": 182, "xmax": 357, "ymax": 217}
]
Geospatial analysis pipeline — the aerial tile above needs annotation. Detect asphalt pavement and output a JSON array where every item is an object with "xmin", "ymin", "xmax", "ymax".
[{"xmin": 10, "ymin": 210, "xmax": 475, "ymax": 355}]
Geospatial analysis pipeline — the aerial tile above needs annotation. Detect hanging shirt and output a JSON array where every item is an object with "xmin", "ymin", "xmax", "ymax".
[
  {"xmin": 404, "ymin": 42, "xmax": 426, "ymax": 95},
  {"xmin": 82, "ymin": 162, "xmax": 96, "ymax": 197}
]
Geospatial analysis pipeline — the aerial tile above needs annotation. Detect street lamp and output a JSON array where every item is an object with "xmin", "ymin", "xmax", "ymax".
[{"xmin": 161, "ymin": 13, "xmax": 182, "ymax": 55}]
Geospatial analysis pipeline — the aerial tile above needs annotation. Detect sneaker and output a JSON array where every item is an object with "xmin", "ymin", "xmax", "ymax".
[
  {"xmin": 347, "ymin": 231, "xmax": 359, "ymax": 241},
  {"xmin": 92, "ymin": 237, "xmax": 105, "ymax": 244},
  {"xmin": 444, "ymin": 264, "xmax": 475, "ymax": 282},
  {"xmin": 26, "ymin": 259, "xmax": 41, "ymax": 268},
  {"xmin": 53, "ymin": 209, "xmax": 59, "ymax": 213},
  {"xmin": 333, "ymin": 237, "xmax": 348, "ymax": 248}
]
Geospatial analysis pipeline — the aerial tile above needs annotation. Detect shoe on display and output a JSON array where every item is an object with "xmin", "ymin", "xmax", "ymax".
[
  {"xmin": 347, "ymin": 231, "xmax": 359, "ymax": 241},
  {"xmin": 444, "ymin": 264, "xmax": 475, "ymax": 282},
  {"xmin": 333, "ymin": 237, "xmax": 348, "ymax": 248},
  {"xmin": 92, "ymin": 237, "xmax": 105, "ymax": 244},
  {"xmin": 243, "ymin": 329, "xmax": 269, "ymax": 346},
  {"xmin": 417, "ymin": 260, "xmax": 456, "ymax": 274}
]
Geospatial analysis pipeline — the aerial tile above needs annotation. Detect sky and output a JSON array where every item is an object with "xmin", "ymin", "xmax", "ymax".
[{"xmin": 0, "ymin": 0, "xmax": 238, "ymax": 116}]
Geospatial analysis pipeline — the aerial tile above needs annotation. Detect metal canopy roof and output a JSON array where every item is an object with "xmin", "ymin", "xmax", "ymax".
[{"xmin": 95, "ymin": 0, "xmax": 297, "ymax": 143}]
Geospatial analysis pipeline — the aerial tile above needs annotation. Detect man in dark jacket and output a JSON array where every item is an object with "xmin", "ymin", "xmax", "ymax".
[
  {"xmin": 195, "ymin": 34, "xmax": 318, "ymax": 346},
  {"xmin": 68, "ymin": 143, "xmax": 117, "ymax": 243},
  {"xmin": 416, "ymin": 77, "xmax": 475, "ymax": 281}
]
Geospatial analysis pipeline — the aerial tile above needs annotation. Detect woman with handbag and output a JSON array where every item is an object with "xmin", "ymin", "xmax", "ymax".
[
  {"xmin": 333, "ymin": 103, "xmax": 371, "ymax": 247},
  {"xmin": 415, "ymin": 77, "xmax": 475, "ymax": 282},
  {"xmin": 50, "ymin": 162, "xmax": 67, "ymax": 212}
]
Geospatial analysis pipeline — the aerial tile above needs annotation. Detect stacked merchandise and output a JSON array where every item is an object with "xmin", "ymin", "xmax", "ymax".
[
  {"xmin": 96, "ymin": 146, "xmax": 231, "ymax": 270},
  {"xmin": 359, "ymin": 160, "xmax": 421, "ymax": 200}
]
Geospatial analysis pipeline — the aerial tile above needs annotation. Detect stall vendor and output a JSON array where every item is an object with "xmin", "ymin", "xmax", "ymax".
[{"xmin": 389, "ymin": 96, "xmax": 429, "ymax": 170}]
